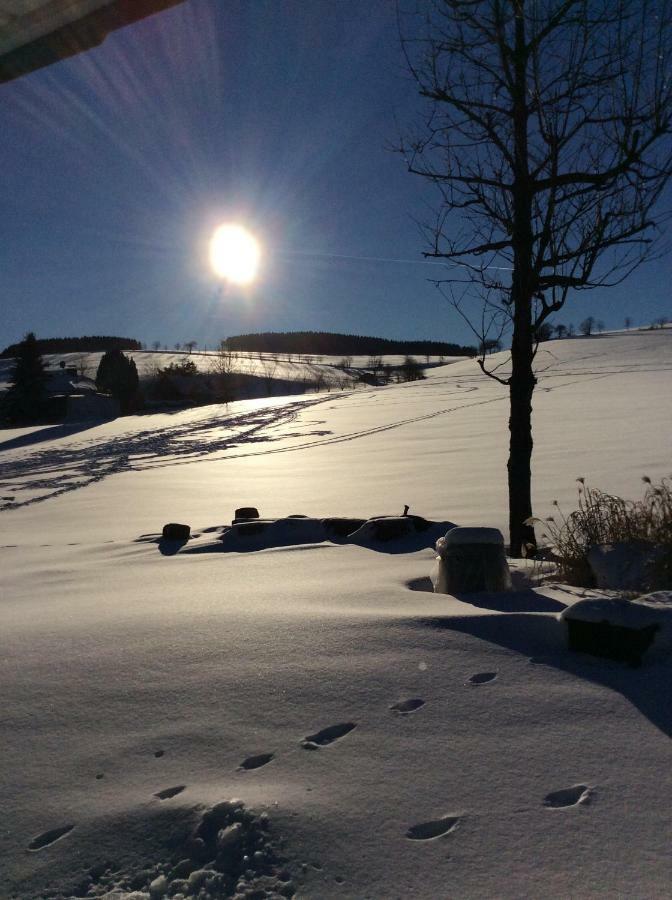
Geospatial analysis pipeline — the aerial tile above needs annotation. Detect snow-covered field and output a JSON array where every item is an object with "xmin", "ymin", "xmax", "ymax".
[
  {"xmin": 0, "ymin": 350, "xmax": 361, "ymax": 394},
  {"xmin": 0, "ymin": 350, "xmax": 460, "ymax": 394},
  {"xmin": 2, "ymin": 329, "xmax": 672, "ymax": 899}
]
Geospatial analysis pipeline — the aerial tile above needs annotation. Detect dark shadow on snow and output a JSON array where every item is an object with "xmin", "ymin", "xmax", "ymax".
[
  {"xmin": 158, "ymin": 538, "xmax": 190, "ymax": 556},
  {"xmin": 407, "ymin": 576, "xmax": 434, "ymax": 592},
  {"xmin": 183, "ymin": 541, "xmax": 330, "ymax": 556},
  {"xmin": 406, "ymin": 577, "xmax": 566, "ymax": 613},
  {"xmin": 0, "ymin": 421, "xmax": 99, "ymax": 451},
  {"xmin": 453, "ymin": 588, "xmax": 566, "ymax": 613},
  {"xmin": 409, "ymin": 612, "xmax": 672, "ymax": 738}
]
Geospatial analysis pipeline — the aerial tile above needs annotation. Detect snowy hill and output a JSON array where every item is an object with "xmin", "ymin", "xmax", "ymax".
[
  {"xmin": 1, "ymin": 328, "xmax": 672, "ymax": 898},
  {"xmin": 0, "ymin": 349, "xmax": 364, "ymax": 394}
]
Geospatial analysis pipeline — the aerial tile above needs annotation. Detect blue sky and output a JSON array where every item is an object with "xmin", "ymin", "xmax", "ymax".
[{"xmin": 1, "ymin": 0, "xmax": 670, "ymax": 352}]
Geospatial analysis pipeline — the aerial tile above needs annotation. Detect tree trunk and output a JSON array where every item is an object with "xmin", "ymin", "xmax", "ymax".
[
  {"xmin": 508, "ymin": 0, "xmax": 538, "ymax": 558},
  {"xmin": 508, "ymin": 324, "xmax": 537, "ymax": 557}
]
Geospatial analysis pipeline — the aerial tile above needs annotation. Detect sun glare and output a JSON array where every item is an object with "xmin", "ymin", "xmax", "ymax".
[{"xmin": 209, "ymin": 224, "xmax": 261, "ymax": 285}]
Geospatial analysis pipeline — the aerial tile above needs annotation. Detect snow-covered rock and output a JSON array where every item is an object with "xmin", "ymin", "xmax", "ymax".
[{"xmin": 587, "ymin": 541, "xmax": 659, "ymax": 590}]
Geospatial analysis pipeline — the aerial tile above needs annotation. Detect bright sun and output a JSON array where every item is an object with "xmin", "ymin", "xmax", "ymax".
[{"xmin": 209, "ymin": 224, "xmax": 261, "ymax": 285}]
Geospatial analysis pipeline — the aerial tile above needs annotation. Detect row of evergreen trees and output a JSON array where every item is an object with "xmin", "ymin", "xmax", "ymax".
[
  {"xmin": 225, "ymin": 331, "xmax": 475, "ymax": 356},
  {"xmin": 0, "ymin": 335, "xmax": 141, "ymax": 358},
  {"xmin": 1, "ymin": 334, "xmax": 139, "ymax": 425}
]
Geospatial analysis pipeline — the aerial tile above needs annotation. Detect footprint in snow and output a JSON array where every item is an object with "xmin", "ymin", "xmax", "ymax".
[
  {"xmin": 406, "ymin": 816, "xmax": 460, "ymax": 841},
  {"xmin": 301, "ymin": 722, "xmax": 356, "ymax": 750},
  {"xmin": 390, "ymin": 698, "xmax": 425, "ymax": 714},
  {"xmin": 28, "ymin": 824, "xmax": 75, "ymax": 851},
  {"xmin": 544, "ymin": 784, "xmax": 593, "ymax": 808},
  {"xmin": 467, "ymin": 672, "xmax": 497, "ymax": 685},
  {"xmin": 154, "ymin": 785, "xmax": 185, "ymax": 800},
  {"xmin": 239, "ymin": 752, "xmax": 275, "ymax": 771}
]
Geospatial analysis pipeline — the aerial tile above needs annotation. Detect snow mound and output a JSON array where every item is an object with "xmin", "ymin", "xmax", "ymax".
[
  {"xmin": 347, "ymin": 515, "xmax": 456, "ymax": 551},
  {"xmin": 561, "ymin": 592, "xmax": 672, "ymax": 661},
  {"xmin": 219, "ymin": 517, "xmax": 328, "ymax": 551},
  {"xmin": 560, "ymin": 593, "xmax": 672, "ymax": 628},
  {"xmin": 173, "ymin": 514, "xmax": 458, "ymax": 555}
]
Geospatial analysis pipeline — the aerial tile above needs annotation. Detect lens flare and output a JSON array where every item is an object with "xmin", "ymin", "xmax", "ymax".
[{"xmin": 209, "ymin": 224, "xmax": 260, "ymax": 284}]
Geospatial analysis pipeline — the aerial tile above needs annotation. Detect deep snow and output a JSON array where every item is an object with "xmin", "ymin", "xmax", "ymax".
[{"xmin": 2, "ymin": 329, "xmax": 672, "ymax": 899}]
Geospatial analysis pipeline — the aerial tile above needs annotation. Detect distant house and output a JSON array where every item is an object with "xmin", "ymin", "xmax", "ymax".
[{"xmin": 44, "ymin": 364, "xmax": 118, "ymax": 422}]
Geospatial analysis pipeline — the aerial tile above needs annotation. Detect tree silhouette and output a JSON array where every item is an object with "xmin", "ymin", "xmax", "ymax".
[
  {"xmin": 401, "ymin": 0, "xmax": 672, "ymax": 554},
  {"xmin": 95, "ymin": 350, "xmax": 139, "ymax": 413},
  {"xmin": 2, "ymin": 332, "xmax": 47, "ymax": 424},
  {"xmin": 580, "ymin": 316, "xmax": 596, "ymax": 336}
]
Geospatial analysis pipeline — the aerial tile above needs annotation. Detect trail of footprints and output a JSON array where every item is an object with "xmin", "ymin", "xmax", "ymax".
[{"xmin": 26, "ymin": 669, "xmax": 595, "ymax": 855}]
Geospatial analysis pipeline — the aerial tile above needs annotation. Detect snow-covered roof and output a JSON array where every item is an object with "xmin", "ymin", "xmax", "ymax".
[
  {"xmin": 0, "ymin": 0, "xmax": 185, "ymax": 82},
  {"xmin": 44, "ymin": 368, "xmax": 95, "ymax": 394}
]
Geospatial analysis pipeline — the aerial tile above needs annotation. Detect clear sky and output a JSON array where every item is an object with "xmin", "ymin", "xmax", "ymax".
[{"xmin": 1, "ymin": 0, "xmax": 670, "ymax": 352}]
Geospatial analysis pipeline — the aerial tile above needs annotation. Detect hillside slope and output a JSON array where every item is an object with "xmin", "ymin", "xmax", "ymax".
[{"xmin": 1, "ymin": 329, "xmax": 671, "ymax": 899}]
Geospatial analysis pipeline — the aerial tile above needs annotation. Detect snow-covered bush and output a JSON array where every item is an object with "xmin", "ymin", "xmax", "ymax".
[{"xmin": 530, "ymin": 477, "xmax": 672, "ymax": 588}]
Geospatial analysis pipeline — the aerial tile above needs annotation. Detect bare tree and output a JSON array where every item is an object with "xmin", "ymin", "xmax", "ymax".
[
  {"xmin": 580, "ymin": 316, "xmax": 595, "ymax": 336},
  {"xmin": 479, "ymin": 338, "xmax": 503, "ymax": 355},
  {"xmin": 174, "ymin": 342, "xmax": 181, "ymax": 351},
  {"xmin": 400, "ymin": 355, "xmax": 425, "ymax": 381},
  {"xmin": 152, "ymin": 341, "xmax": 161, "ymax": 352},
  {"xmin": 312, "ymin": 370, "xmax": 327, "ymax": 392},
  {"xmin": 260, "ymin": 358, "xmax": 278, "ymax": 394},
  {"xmin": 401, "ymin": 0, "xmax": 672, "ymax": 554},
  {"xmin": 71, "ymin": 353, "xmax": 92, "ymax": 379},
  {"xmin": 624, "ymin": 316, "xmax": 633, "ymax": 330},
  {"xmin": 208, "ymin": 341, "xmax": 238, "ymax": 403},
  {"xmin": 536, "ymin": 322, "xmax": 554, "ymax": 342},
  {"xmin": 367, "ymin": 355, "xmax": 384, "ymax": 380},
  {"xmin": 185, "ymin": 341, "xmax": 197, "ymax": 354}
]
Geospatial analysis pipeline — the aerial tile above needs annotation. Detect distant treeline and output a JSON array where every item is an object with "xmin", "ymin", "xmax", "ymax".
[
  {"xmin": 0, "ymin": 336, "xmax": 142, "ymax": 358},
  {"xmin": 225, "ymin": 331, "xmax": 476, "ymax": 357}
]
